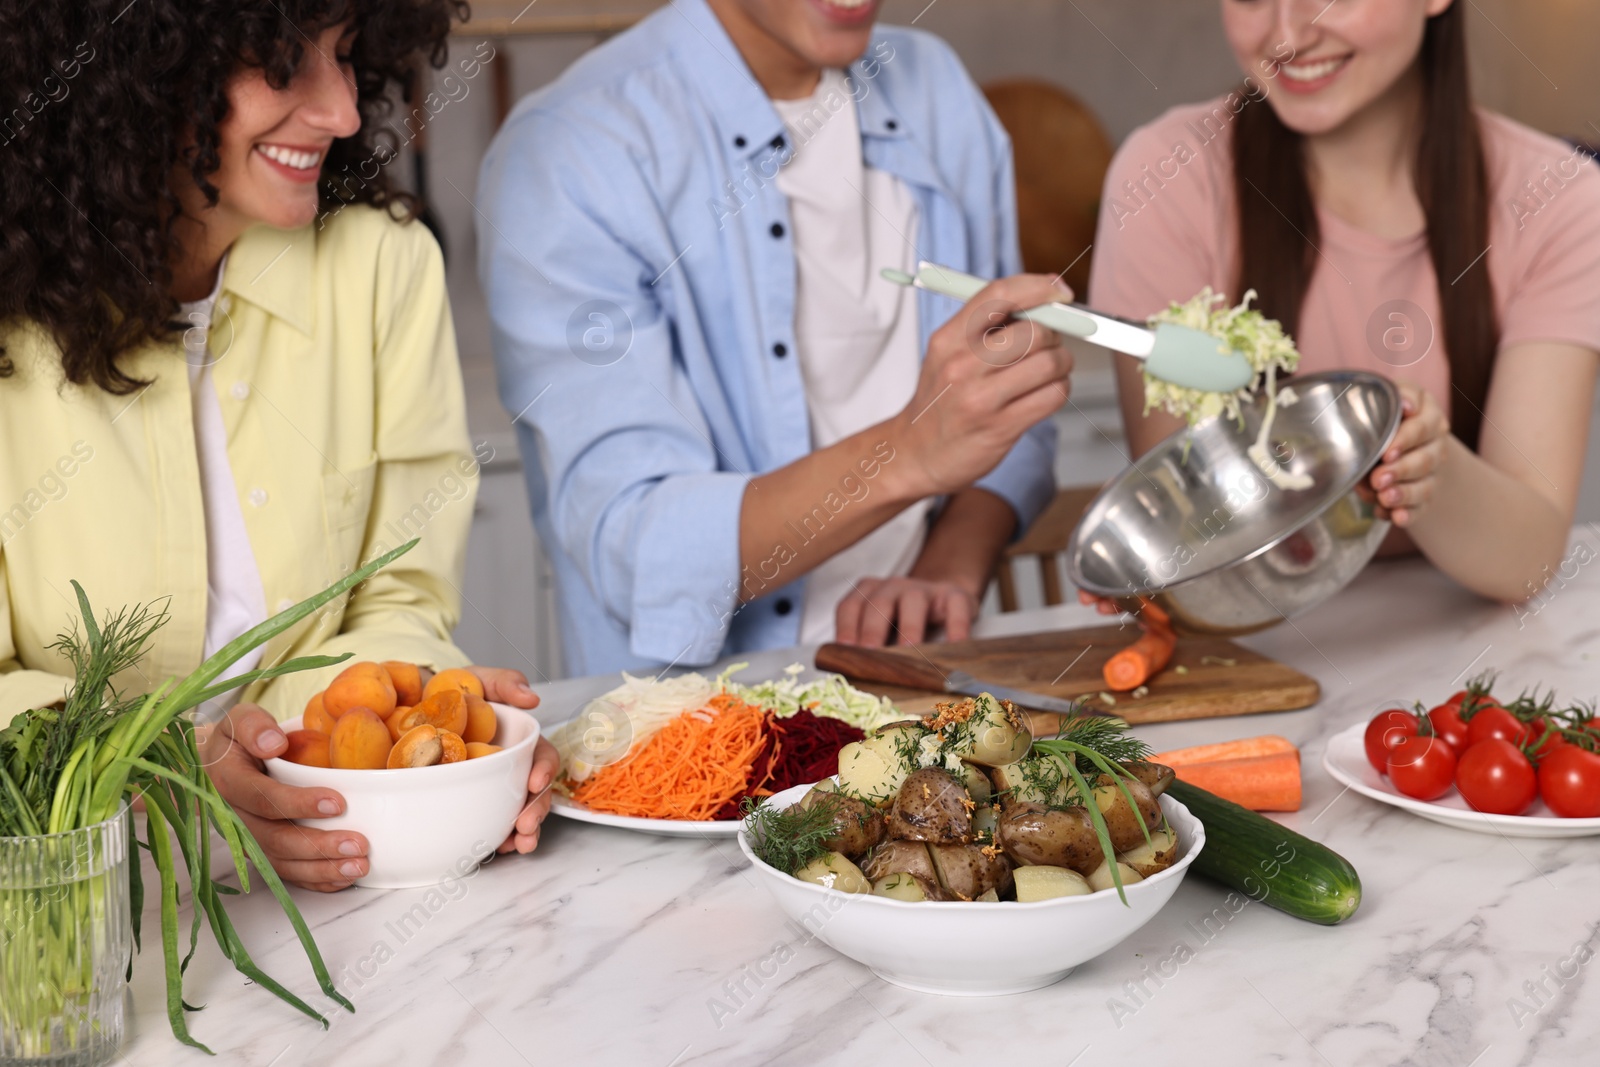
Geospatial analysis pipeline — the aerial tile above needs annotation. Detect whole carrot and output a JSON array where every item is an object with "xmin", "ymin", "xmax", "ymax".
[{"xmin": 1103, "ymin": 622, "xmax": 1177, "ymax": 691}]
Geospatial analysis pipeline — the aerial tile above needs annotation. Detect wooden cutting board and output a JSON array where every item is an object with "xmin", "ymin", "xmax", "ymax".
[{"xmin": 815, "ymin": 625, "xmax": 1320, "ymax": 726}]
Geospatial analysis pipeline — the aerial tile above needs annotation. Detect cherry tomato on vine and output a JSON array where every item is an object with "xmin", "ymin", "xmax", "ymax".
[
  {"xmin": 1464, "ymin": 705, "xmax": 1530, "ymax": 748},
  {"xmin": 1526, "ymin": 719, "xmax": 1568, "ymax": 760},
  {"xmin": 1386, "ymin": 735, "xmax": 1458, "ymax": 800},
  {"xmin": 1456, "ymin": 739, "xmax": 1538, "ymax": 815},
  {"xmin": 1427, "ymin": 702, "xmax": 1471, "ymax": 752},
  {"xmin": 1365, "ymin": 709, "xmax": 1421, "ymax": 773},
  {"xmin": 1537, "ymin": 746, "xmax": 1600, "ymax": 818}
]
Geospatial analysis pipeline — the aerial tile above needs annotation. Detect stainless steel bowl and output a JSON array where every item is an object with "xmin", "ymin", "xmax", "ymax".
[{"xmin": 1066, "ymin": 371, "xmax": 1402, "ymax": 635}]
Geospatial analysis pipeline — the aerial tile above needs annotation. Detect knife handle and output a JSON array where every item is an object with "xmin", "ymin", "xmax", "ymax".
[{"xmin": 814, "ymin": 643, "xmax": 950, "ymax": 693}]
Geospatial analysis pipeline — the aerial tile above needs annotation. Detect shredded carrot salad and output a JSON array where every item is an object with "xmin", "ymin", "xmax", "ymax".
[{"xmin": 568, "ymin": 694, "xmax": 768, "ymax": 821}]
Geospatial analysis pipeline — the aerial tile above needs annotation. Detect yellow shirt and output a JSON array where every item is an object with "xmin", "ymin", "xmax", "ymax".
[{"xmin": 0, "ymin": 206, "xmax": 476, "ymax": 725}]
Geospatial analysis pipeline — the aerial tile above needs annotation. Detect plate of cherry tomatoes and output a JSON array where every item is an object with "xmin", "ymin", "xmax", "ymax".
[{"xmin": 1322, "ymin": 677, "xmax": 1600, "ymax": 838}]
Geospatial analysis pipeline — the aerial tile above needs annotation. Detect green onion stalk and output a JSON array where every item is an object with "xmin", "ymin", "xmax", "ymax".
[{"xmin": 0, "ymin": 539, "xmax": 419, "ymax": 1057}]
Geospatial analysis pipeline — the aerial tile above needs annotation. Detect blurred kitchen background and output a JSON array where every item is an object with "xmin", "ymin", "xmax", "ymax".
[{"xmin": 415, "ymin": 0, "xmax": 1600, "ymax": 683}]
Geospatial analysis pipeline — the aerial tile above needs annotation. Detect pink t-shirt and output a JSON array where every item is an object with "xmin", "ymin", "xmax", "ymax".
[{"xmin": 1089, "ymin": 97, "xmax": 1600, "ymax": 412}]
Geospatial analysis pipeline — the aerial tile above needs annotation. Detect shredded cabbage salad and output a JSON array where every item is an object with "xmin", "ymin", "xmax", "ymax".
[
  {"xmin": 1143, "ymin": 287, "xmax": 1301, "ymax": 427},
  {"xmin": 1145, "ymin": 288, "xmax": 1310, "ymax": 489},
  {"xmin": 717, "ymin": 662, "xmax": 901, "ymax": 732},
  {"xmin": 552, "ymin": 664, "xmax": 900, "ymax": 785}
]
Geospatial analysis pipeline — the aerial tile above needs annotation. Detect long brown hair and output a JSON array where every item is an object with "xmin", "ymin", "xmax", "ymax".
[{"xmin": 1232, "ymin": 4, "xmax": 1495, "ymax": 448}]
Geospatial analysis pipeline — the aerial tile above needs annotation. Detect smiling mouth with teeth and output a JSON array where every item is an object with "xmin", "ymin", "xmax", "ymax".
[
  {"xmin": 256, "ymin": 144, "xmax": 322, "ymax": 171},
  {"xmin": 1279, "ymin": 56, "xmax": 1351, "ymax": 83}
]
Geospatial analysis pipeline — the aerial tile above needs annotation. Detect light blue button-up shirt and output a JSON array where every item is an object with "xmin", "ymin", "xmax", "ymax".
[{"xmin": 477, "ymin": 0, "xmax": 1056, "ymax": 676}]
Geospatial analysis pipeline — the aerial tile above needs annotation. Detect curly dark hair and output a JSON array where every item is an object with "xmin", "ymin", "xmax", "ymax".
[{"xmin": 0, "ymin": 0, "xmax": 467, "ymax": 393}]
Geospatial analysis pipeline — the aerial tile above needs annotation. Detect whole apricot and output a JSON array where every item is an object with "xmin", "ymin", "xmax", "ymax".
[
  {"xmin": 389, "ymin": 724, "xmax": 443, "ymax": 768},
  {"xmin": 282, "ymin": 729, "xmax": 333, "ymax": 768},
  {"xmin": 303, "ymin": 693, "xmax": 337, "ymax": 736},
  {"xmin": 324, "ymin": 662, "xmax": 397, "ymax": 720},
  {"xmin": 462, "ymin": 694, "xmax": 497, "ymax": 744},
  {"xmin": 329, "ymin": 707, "xmax": 393, "ymax": 770},
  {"xmin": 422, "ymin": 667, "xmax": 484, "ymax": 702},
  {"xmin": 464, "ymin": 742, "xmax": 502, "ymax": 760},
  {"xmin": 382, "ymin": 661, "xmax": 423, "ymax": 707}
]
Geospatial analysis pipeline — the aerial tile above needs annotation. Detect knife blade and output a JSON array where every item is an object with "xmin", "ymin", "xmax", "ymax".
[{"xmin": 812, "ymin": 643, "xmax": 1116, "ymax": 719}]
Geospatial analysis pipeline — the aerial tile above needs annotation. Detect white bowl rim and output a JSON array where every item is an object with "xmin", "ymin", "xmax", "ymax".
[
  {"xmin": 265, "ymin": 701, "xmax": 539, "ymax": 782},
  {"xmin": 737, "ymin": 780, "xmax": 1205, "ymax": 910}
]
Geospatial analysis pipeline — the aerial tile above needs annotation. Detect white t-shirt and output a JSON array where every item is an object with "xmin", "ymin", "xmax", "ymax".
[
  {"xmin": 179, "ymin": 265, "xmax": 267, "ymax": 700},
  {"xmin": 774, "ymin": 70, "xmax": 934, "ymax": 644}
]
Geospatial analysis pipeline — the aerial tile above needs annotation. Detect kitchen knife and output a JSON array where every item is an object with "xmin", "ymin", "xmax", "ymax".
[
  {"xmin": 881, "ymin": 261, "xmax": 1255, "ymax": 394},
  {"xmin": 814, "ymin": 643, "xmax": 1115, "ymax": 719}
]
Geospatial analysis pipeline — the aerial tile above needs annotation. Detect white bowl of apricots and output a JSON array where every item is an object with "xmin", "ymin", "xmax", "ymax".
[{"xmin": 266, "ymin": 663, "xmax": 540, "ymax": 889}]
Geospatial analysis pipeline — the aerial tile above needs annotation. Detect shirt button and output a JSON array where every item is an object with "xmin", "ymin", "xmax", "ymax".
[
  {"xmin": 770, "ymin": 134, "xmax": 786, "ymax": 150},
  {"xmin": 248, "ymin": 488, "xmax": 268, "ymax": 507},
  {"xmin": 885, "ymin": 119, "xmax": 898, "ymax": 131},
  {"xmin": 231, "ymin": 381, "xmax": 250, "ymax": 400},
  {"xmin": 772, "ymin": 342, "xmax": 788, "ymax": 358},
  {"xmin": 770, "ymin": 222, "xmax": 785, "ymax": 239},
  {"xmin": 733, "ymin": 135, "xmax": 747, "ymax": 148},
  {"xmin": 774, "ymin": 597, "xmax": 793, "ymax": 616}
]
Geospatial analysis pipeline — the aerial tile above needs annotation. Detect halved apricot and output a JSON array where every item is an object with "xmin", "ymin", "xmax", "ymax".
[
  {"xmin": 303, "ymin": 693, "xmax": 337, "ymax": 736},
  {"xmin": 388, "ymin": 724, "xmax": 443, "ymax": 768},
  {"xmin": 329, "ymin": 708, "xmax": 393, "ymax": 770},
  {"xmin": 382, "ymin": 661, "xmax": 423, "ymax": 707},
  {"xmin": 438, "ymin": 730, "xmax": 467, "ymax": 764},
  {"xmin": 419, "ymin": 689, "xmax": 470, "ymax": 736},
  {"xmin": 387, "ymin": 705, "xmax": 427, "ymax": 743},
  {"xmin": 422, "ymin": 667, "xmax": 484, "ymax": 702},
  {"xmin": 324, "ymin": 662, "xmax": 397, "ymax": 720},
  {"xmin": 464, "ymin": 742, "xmax": 502, "ymax": 760},
  {"xmin": 462, "ymin": 694, "xmax": 497, "ymax": 744},
  {"xmin": 282, "ymin": 729, "xmax": 333, "ymax": 767}
]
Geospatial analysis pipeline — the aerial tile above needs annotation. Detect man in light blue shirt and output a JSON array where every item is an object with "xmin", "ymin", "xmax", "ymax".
[{"xmin": 479, "ymin": 0, "xmax": 1075, "ymax": 676}]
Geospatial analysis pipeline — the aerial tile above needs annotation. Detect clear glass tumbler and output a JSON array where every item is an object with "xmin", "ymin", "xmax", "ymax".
[{"xmin": 0, "ymin": 806, "xmax": 132, "ymax": 1066}]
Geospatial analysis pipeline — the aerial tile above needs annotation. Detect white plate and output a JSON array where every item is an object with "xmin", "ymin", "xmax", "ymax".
[
  {"xmin": 1322, "ymin": 722, "xmax": 1600, "ymax": 838},
  {"xmin": 549, "ymin": 794, "xmax": 743, "ymax": 837}
]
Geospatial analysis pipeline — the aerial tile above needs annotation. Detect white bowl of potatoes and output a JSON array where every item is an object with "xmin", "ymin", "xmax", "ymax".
[{"xmin": 737, "ymin": 697, "xmax": 1205, "ymax": 995}]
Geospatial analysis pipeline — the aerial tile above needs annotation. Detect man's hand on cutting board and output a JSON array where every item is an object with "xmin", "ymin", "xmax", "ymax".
[{"xmin": 836, "ymin": 577, "xmax": 980, "ymax": 647}]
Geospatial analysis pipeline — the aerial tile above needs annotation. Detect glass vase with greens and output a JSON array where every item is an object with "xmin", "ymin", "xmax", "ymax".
[{"xmin": 0, "ymin": 539, "xmax": 419, "ymax": 1061}]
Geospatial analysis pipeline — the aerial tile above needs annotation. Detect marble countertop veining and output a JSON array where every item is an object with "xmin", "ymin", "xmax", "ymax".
[{"xmin": 115, "ymin": 528, "xmax": 1600, "ymax": 1067}]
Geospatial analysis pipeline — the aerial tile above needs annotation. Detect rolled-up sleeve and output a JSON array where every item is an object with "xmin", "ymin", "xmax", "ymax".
[{"xmin": 479, "ymin": 108, "xmax": 747, "ymax": 665}]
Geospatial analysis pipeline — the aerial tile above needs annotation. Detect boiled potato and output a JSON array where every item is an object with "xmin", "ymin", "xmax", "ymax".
[
  {"xmin": 997, "ymin": 806, "xmax": 1103, "ymax": 874},
  {"xmin": 794, "ymin": 851, "xmax": 871, "ymax": 893},
  {"xmin": 953, "ymin": 694, "xmax": 1031, "ymax": 767},
  {"xmin": 971, "ymin": 803, "xmax": 999, "ymax": 841},
  {"xmin": 800, "ymin": 782, "xmax": 886, "ymax": 858},
  {"xmin": 1013, "ymin": 865, "xmax": 1092, "ymax": 902},
  {"xmin": 888, "ymin": 768, "xmax": 973, "ymax": 843},
  {"xmin": 1123, "ymin": 760, "xmax": 1177, "ymax": 797},
  {"xmin": 872, "ymin": 872, "xmax": 940, "ymax": 901},
  {"xmin": 976, "ymin": 888, "xmax": 1000, "ymax": 903},
  {"xmin": 1088, "ymin": 776, "xmax": 1162, "ymax": 853},
  {"xmin": 990, "ymin": 754, "xmax": 1074, "ymax": 810},
  {"xmin": 1086, "ymin": 858, "xmax": 1145, "ymax": 893},
  {"xmin": 955, "ymin": 761, "xmax": 992, "ymax": 805},
  {"xmin": 928, "ymin": 842, "xmax": 1014, "ymax": 901},
  {"xmin": 861, "ymin": 839, "xmax": 941, "ymax": 887},
  {"xmin": 1117, "ymin": 825, "xmax": 1178, "ymax": 878},
  {"xmin": 836, "ymin": 741, "xmax": 899, "ymax": 801}
]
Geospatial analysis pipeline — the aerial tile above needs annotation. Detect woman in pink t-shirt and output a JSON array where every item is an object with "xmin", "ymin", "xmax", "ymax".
[{"xmin": 1090, "ymin": 0, "xmax": 1600, "ymax": 602}]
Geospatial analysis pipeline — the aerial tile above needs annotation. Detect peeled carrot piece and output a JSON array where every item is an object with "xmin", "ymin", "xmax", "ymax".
[
  {"xmin": 1171, "ymin": 752, "xmax": 1302, "ymax": 812},
  {"xmin": 1103, "ymin": 623, "xmax": 1177, "ymax": 691},
  {"xmin": 1152, "ymin": 735, "xmax": 1298, "ymax": 767}
]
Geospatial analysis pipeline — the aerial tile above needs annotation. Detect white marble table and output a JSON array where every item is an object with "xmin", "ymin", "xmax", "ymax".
[{"xmin": 116, "ymin": 529, "xmax": 1600, "ymax": 1067}]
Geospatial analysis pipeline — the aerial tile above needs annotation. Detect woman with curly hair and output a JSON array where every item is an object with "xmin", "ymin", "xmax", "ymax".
[{"xmin": 0, "ymin": 0, "xmax": 558, "ymax": 890}]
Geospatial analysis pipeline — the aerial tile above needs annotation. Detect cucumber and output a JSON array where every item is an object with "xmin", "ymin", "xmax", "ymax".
[{"xmin": 1167, "ymin": 780, "xmax": 1361, "ymax": 925}]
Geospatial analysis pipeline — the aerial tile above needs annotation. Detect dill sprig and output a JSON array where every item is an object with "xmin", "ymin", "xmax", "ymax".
[
  {"xmin": 1046, "ymin": 714, "xmax": 1152, "ymax": 770},
  {"xmin": 741, "ymin": 795, "xmax": 837, "ymax": 875}
]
